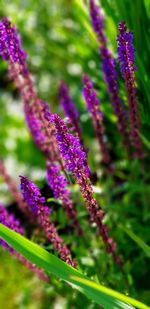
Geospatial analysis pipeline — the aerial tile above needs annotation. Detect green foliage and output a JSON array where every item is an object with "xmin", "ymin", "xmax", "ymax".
[
  {"xmin": 0, "ymin": 0, "xmax": 150, "ymax": 308},
  {"xmin": 1, "ymin": 223, "xmax": 150, "ymax": 309}
]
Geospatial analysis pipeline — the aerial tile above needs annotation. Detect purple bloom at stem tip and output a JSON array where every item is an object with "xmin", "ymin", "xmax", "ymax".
[
  {"xmin": 49, "ymin": 114, "xmax": 122, "ymax": 265},
  {"xmin": 0, "ymin": 17, "xmax": 28, "ymax": 75},
  {"xmin": 89, "ymin": 0, "xmax": 131, "ymax": 156},
  {"xmin": 20, "ymin": 175, "xmax": 76, "ymax": 267},
  {"xmin": 89, "ymin": 0, "xmax": 107, "ymax": 47},
  {"xmin": 0, "ymin": 18, "xmax": 63, "ymax": 166},
  {"xmin": 117, "ymin": 22, "xmax": 144, "ymax": 157}
]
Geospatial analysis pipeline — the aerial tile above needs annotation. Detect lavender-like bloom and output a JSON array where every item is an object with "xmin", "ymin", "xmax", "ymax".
[
  {"xmin": 89, "ymin": 0, "xmax": 131, "ymax": 156},
  {"xmin": 59, "ymin": 81, "xmax": 82, "ymax": 140},
  {"xmin": 49, "ymin": 114, "xmax": 121, "ymax": 265},
  {"xmin": 0, "ymin": 18, "xmax": 63, "ymax": 166},
  {"xmin": 82, "ymin": 75, "xmax": 112, "ymax": 170},
  {"xmin": 89, "ymin": 0, "xmax": 107, "ymax": 47},
  {"xmin": 117, "ymin": 22, "xmax": 143, "ymax": 157},
  {"xmin": 0, "ymin": 160, "xmax": 33, "ymax": 220},
  {"xmin": 24, "ymin": 100, "xmax": 60, "ymax": 163},
  {"xmin": 0, "ymin": 203, "xmax": 49, "ymax": 282},
  {"xmin": 0, "ymin": 17, "xmax": 28, "ymax": 75},
  {"xmin": 20, "ymin": 176, "xmax": 76, "ymax": 267},
  {"xmin": 46, "ymin": 161, "xmax": 82, "ymax": 235}
]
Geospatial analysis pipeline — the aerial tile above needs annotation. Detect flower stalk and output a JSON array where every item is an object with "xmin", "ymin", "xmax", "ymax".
[
  {"xmin": 20, "ymin": 176, "xmax": 76, "ymax": 267},
  {"xmin": 49, "ymin": 114, "xmax": 122, "ymax": 265}
]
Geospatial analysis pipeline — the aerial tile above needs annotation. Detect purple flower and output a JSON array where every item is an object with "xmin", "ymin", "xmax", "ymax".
[
  {"xmin": 46, "ymin": 161, "xmax": 82, "ymax": 235},
  {"xmin": 0, "ymin": 203, "xmax": 49, "ymax": 282},
  {"xmin": 0, "ymin": 17, "xmax": 28, "ymax": 75},
  {"xmin": 117, "ymin": 22, "xmax": 136, "ymax": 78},
  {"xmin": 89, "ymin": 0, "xmax": 107, "ymax": 47},
  {"xmin": 117, "ymin": 22, "xmax": 144, "ymax": 157},
  {"xmin": 49, "ymin": 114, "xmax": 90, "ymax": 177},
  {"xmin": 20, "ymin": 175, "xmax": 50, "ymax": 215},
  {"xmin": 0, "ymin": 18, "xmax": 62, "ymax": 165},
  {"xmin": 24, "ymin": 104, "xmax": 46, "ymax": 152},
  {"xmin": 49, "ymin": 114, "xmax": 121, "ymax": 265},
  {"xmin": 20, "ymin": 175, "xmax": 76, "ymax": 267},
  {"xmin": 89, "ymin": 1, "xmax": 131, "ymax": 155},
  {"xmin": 82, "ymin": 75, "xmax": 112, "ymax": 168}
]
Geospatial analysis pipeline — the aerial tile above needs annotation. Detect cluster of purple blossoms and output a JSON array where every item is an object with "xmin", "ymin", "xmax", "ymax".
[
  {"xmin": 0, "ymin": 17, "xmax": 28, "ymax": 75},
  {"xmin": 0, "ymin": 18, "xmax": 63, "ymax": 166},
  {"xmin": 89, "ymin": 0, "xmax": 131, "ymax": 156},
  {"xmin": 48, "ymin": 114, "xmax": 90, "ymax": 177},
  {"xmin": 89, "ymin": 0, "xmax": 107, "ymax": 48},
  {"xmin": 0, "ymin": 203, "xmax": 49, "ymax": 282},
  {"xmin": 49, "ymin": 114, "xmax": 122, "ymax": 265},
  {"xmin": 0, "ymin": 160, "xmax": 33, "ymax": 220},
  {"xmin": 46, "ymin": 161, "xmax": 82, "ymax": 235},
  {"xmin": 20, "ymin": 176, "xmax": 76, "ymax": 268},
  {"xmin": 82, "ymin": 75, "xmax": 112, "ymax": 170},
  {"xmin": 59, "ymin": 81, "xmax": 82, "ymax": 140},
  {"xmin": 117, "ymin": 22, "xmax": 144, "ymax": 157}
]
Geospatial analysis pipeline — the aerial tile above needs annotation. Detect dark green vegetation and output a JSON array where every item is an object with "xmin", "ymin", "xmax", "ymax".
[{"xmin": 0, "ymin": 0, "xmax": 150, "ymax": 308}]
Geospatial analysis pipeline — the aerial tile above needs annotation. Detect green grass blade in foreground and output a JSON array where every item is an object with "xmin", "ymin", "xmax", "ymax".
[
  {"xmin": 120, "ymin": 225, "xmax": 150, "ymax": 258},
  {"xmin": 0, "ymin": 224, "xmax": 149, "ymax": 309}
]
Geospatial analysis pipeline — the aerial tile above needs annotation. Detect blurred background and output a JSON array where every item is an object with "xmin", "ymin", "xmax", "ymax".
[{"xmin": 0, "ymin": 0, "xmax": 150, "ymax": 308}]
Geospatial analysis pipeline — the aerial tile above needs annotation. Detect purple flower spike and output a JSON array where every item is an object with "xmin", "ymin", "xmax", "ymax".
[
  {"xmin": 46, "ymin": 161, "xmax": 82, "ymax": 235},
  {"xmin": 0, "ymin": 18, "xmax": 63, "ymax": 166},
  {"xmin": 20, "ymin": 176, "xmax": 76, "ymax": 267},
  {"xmin": 0, "ymin": 17, "xmax": 28, "ymax": 75},
  {"xmin": 50, "ymin": 114, "xmax": 122, "ymax": 265},
  {"xmin": 117, "ymin": 22, "xmax": 144, "ymax": 157},
  {"xmin": 89, "ymin": 0, "xmax": 107, "ymax": 47},
  {"xmin": 59, "ymin": 81, "xmax": 82, "ymax": 140},
  {"xmin": 101, "ymin": 47, "xmax": 131, "ymax": 152},
  {"xmin": 0, "ymin": 203, "xmax": 49, "ymax": 282},
  {"xmin": 24, "ymin": 104, "xmax": 47, "ymax": 153},
  {"xmin": 89, "ymin": 1, "xmax": 131, "ymax": 156},
  {"xmin": 82, "ymin": 75, "xmax": 112, "ymax": 169},
  {"xmin": 49, "ymin": 114, "xmax": 90, "ymax": 178},
  {"xmin": 20, "ymin": 176, "xmax": 50, "ymax": 215}
]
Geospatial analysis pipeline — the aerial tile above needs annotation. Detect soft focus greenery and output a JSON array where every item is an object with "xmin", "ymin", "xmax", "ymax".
[
  {"xmin": 1, "ymin": 223, "xmax": 149, "ymax": 309},
  {"xmin": 0, "ymin": 0, "xmax": 150, "ymax": 308}
]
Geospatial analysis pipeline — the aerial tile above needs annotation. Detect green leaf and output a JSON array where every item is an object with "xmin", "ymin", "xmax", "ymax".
[
  {"xmin": 139, "ymin": 133, "xmax": 150, "ymax": 150},
  {"xmin": 0, "ymin": 224, "xmax": 149, "ymax": 309},
  {"xmin": 119, "ymin": 225, "xmax": 150, "ymax": 258}
]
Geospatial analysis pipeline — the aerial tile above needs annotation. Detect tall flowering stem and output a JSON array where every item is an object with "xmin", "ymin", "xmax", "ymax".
[
  {"xmin": 49, "ymin": 114, "xmax": 121, "ymax": 265},
  {"xmin": 89, "ymin": 0, "xmax": 107, "ymax": 48},
  {"xmin": 82, "ymin": 75, "xmax": 112, "ymax": 170},
  {"xmin": 0, "ymin": 160, "xmax": 33, "ymax": 219},
  {"xmin": 117, "ymin": 22, "xmax": 143, "ymax": 157},
  {"xmin": 20, "ymin": 176, "xmax": 76, "ymax": 268},
  {"xmin": 46, "ymin": 161, "xmax": 82, "ymax": 236},
  {"xmin": 0, "ymin": 203, "xmax": 49, "ymax": 282},
  {"xmin": 0, "ymin": 17, "xmax": 62, "ymax": 166},
  {"xmin": 89, "ymin": 0, "xmax": 131, "ymax": 155},
  {"xmin": 59, "ymin": 81, "xmax": 82, "ymax": 141}
]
